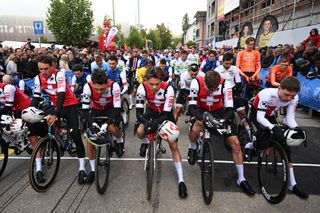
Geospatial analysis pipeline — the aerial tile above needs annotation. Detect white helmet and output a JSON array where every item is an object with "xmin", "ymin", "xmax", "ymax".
[
  {"xmin": 21, "ymin": 107, "xmax": 45, "ymax": 123},
  {"xmin": 158, "ymin": 120, "xmax": 180, "ymax": 143},
  {"xmin": 284, "ymin": 128, "xmax": 306, "ymax": 146}
]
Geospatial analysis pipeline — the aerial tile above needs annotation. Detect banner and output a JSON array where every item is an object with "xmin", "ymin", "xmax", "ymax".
[
  {"xmin": 217, "ymin": 0, "xmax": 225, "ymax": 21},
  {"xmin": 255, "ymin": 15, "xmax": 278, "ymax": 48},
  {"xmin": 224, "ymin": 0, "xmax": 239, "ymax": 14},
  {"xmin": 297, "ymin": 73, "xmax": 320, "ymax": 110},
  {"xmin": 105, "ymin": 26, "xmax": 119, "ymax": 48},
  {"xmin": 237, "ymin": 22, "xmax": 253, "ymax": 49}
]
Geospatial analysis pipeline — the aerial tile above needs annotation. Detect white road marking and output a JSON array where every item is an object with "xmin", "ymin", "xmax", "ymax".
[{"xmin": 6, "ymin": 156, "xmax": 320, "ymax": 167}]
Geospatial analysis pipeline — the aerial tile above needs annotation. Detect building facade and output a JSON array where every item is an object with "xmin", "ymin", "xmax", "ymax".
[
  {"xmin": 194, "ymin": 11, "xmax": 207, "ymax": 48},
  {"xmin": 183, "ymin": 22, "xmax": 196, "ymax": 44}
]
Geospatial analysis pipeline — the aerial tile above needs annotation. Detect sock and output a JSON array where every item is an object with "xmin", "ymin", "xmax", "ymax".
[
  {"xmin": 188, "ymin": 141, "xmax": 197, "ymax": 150},
  {"xmin": 116, "ymin": 137, "xmax": 124, "ymax": 143},
  {"xmin": 141, "ymin": 137, "xmax": 148, "ymax": 144},
  {"xmin": 90, "ymin": 160, "xmax": 95, "ymax": 172},
  {"xmin": 288, "ymin": 168, "xmax": 297, "ymax": 190},
  {"xmin": 79, "ymin": 158, "xmax": 86, "ymax": 171},
  {"xmin": 245, "ymin": 142, "xmax": 254, "ymax": 149},
  {"xmin": 236, "ymin": 164, "xmax": 246, "ymax": 185},
  {"xmin": 174, "ymin": 161, "xmax": 184, "ymax": 183},
  {"xmin": 36, "ymin": 158, "xmax": 42, "ymax": 172}
]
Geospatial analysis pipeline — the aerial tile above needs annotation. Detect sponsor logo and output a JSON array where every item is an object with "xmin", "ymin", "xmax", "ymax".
[
  {"xmin": 227, "ymin": 88, "xmax": 232, "ymax": 100},
  {"xmin": 259, "ymin": 101, "xmax": 268, "ymax": 108}
]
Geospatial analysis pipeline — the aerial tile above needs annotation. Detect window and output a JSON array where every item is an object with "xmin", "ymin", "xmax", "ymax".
[
  {"xmin": 196, "ymin": 29, "xmax": 199, "ymax": 38},
  {"xmin": 208, "ymin": 6, "xmax": 211, "ymax": 18}
]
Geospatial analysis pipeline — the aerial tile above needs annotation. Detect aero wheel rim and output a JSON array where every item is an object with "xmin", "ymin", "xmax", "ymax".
[
  {"xmin": 258, "ymin": 143, "xmax": 288, "ymax": 203},
  {"xmin": 95, "ymin": 145, "xmax": 110, "ymax": 194}
]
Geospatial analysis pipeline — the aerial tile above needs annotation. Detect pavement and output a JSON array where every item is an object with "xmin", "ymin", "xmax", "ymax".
[{"xmin": 0, "ymin": 108, "xmax": 319, "ymax": 213}]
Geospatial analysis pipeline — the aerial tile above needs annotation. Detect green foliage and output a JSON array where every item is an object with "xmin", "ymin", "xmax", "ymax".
[
  {"xmin": 46, "ymin": 0, "xmax": 94, "ymax": 46},
  {"xmin": 187, "ymin": 40, "xmax": 196, "ymax": 47},
  {"xmin": 125, "ymin": 26, "xmax": 145, "ymax": 49},
  {"xmin": 170, "ymin": 37, "xmax": 182, "ymax": 49},
  {"xmin": 146, "ymin": 29, "xmax": 162, "ymax": 49},
  {"xmin": 156, "ymin": 23, "xmax": 172, "ymax": 49}
]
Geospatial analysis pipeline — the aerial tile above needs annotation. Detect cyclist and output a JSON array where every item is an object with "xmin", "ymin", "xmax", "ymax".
[
  {"xmin": 127, "ymin": 49, "xmax": 141, "ymax": 109},
  {"xmin": 107, "ymin": 55, "xmax": 128, "ymax": 95},
  {"xmin": 173, "ymin": 63, "xmax": 204, "ymax": 121},
  {"xmin": 265, "ymin": 57, "xmax": 292, "ymax": 88},
  {"xmin": 245, "ymin": 77, "xmax": 308, "ymax": 199},
  {"xmin": 174, "ymin": 50, "xmax": 192, "ymax": 87},
  {"xmin": 136, "ymin": 59, "xmax": 155, "ymax": 85},
  {"xmin": 236, "ymin": 37, "xmax": 261, "ymax": 100},
  {"xmin": 137, "ymin": 50, "xmax": 149, "ymax": 69},
  {"xmin": 188, "ymin": 70, "xmax": 255, "ymax": 196},
  {"xmin": 70, "ymin": 64, "xmax": 91, "ymax": 98},
  {"xmin": 200, "ymin": 50, "xmax": 220, "ymax": 73},
  {"xmin": 135, "ymin": 66, "xmax": 188, "ymax": 198},
  {"xmin": 2, "ymin": 74, "xmax": 26, "ymax": 93},
  {"xmin": 158, "ymin": 59, "xmax": 173, "ymax": 83},
  {"xmin": 29, "ymin": 55, "xmax": 86, "ymax": 184},
  {"xmin": 82, "ymin": 69, "xmax": 124, "ymax": 182},
  {"xmin": 91, "ymin": 56, "xmax": 109, "ymax": 72},
  {"xmin": 187, "ymin": 46, "xmax": 199, "ymax": 64}
]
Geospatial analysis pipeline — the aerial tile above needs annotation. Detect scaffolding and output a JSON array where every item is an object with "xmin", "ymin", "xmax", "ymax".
[{"xmin": 215, "ymin": 0, "xmax": 320, "ymax": 42}]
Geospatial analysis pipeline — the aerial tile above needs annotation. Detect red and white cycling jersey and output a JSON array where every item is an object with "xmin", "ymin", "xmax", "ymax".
[
  {"xmin": 253, "ymin": 88, "xmax": 298, "ymax": 129},
  {"xmin": 33, "ymin": 69, "xmax": 78, "ymax": 107},
  {"xmin": 81, "ymin": 81, "xmax": 121, "ymax": 110},
  {"xmin": 189, "ymin": 76, "xmax": 233, "ymax": 111},
  {"xmin": 180, "ymin": 71, "xmax": 205, "ymax": 90},
  {"xmin": 136, "ymin": 81, "xmax": 174, "ymax": 113},
  {"xmin": 0, "ymin": 83, "xmax": 31, "ymax": 111}
]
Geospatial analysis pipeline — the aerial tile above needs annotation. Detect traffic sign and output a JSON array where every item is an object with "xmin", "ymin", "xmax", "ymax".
[{"xmin": 33, "ymin": 21, "xmax": 44, "ymax": 35}]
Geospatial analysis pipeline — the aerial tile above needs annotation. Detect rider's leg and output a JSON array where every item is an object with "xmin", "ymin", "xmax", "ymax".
[
  {"xmin": 187, "ymin": 120, "xmax": 204, "ymax": 165},
  {"xmin": 137, "ymin": 123, "xmax": 148, "ymax": 157}
]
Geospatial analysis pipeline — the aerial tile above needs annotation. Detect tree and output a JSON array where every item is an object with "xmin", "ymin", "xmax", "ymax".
[
  {"xmin": 182, "ymin": 13, "xmax": 190, "ymax": 45},
  {"xmin": 47, "ymin": 0, "xmax": 94, "ymax": 46},
  {"xmin": 156, "ymin": 23, "xmax": 172, "ymax": 49},
  {"xmin": 146, "ymin": 29, "xmax": 162, "ymax": 49},
  {"xmin": 126, "ymin": 26, "xmax": 145, "ymax": 49}
]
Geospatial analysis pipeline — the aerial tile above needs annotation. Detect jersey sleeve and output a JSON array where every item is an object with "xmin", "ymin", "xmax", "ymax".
[
  {"xmin": 283, "ymin": 95, "xmax": 298, "ymax": 128},
  {"xmin": 168, "ymin": 67, "xmax": 173, "ymax": 82},
  {"xmin": 233, "ymin": 66, "xmax": 242, "ymax": 83},
  {"xmin": 86, "ymin": 75, "xmax": 92, "ymax": 83},
  {"xmin": 256, "ymin": 90, "xmax": 274, "ymax": 130},
  {"xmin": 56, "ymin": 70, "xmax": 67, "ymax": 93},
  {"xmin": 136, "ymin": 84, "xmax": 146, "ymax": 109},
  {"xmin": 19, "ymin": 80, "xmax": 25, "ymax": 92},
  {"xmin": 33, "ymin": 76, "xmax": 42, "ymax": 98},
  {"xmin": 3, "ymin": 85, "xmax": 16, "ymax": 108},
  {"xmin": 180, "ymin": 72, "xmax": 187, "ymax": 89},
  {"xmin": 112, "ymin": 82, "xmax": 121, "ymax": 108},
  {"xmin": 81, "ymin": 83, "xmax": 92, "ymax": 110},
  {"xmin": 120, "ymin": 70, "xmax": 128, "ymax": 94},
  {"xmin": 189, "ymin": 79, "xmax": 199, "ymax": 106},
  {"xmin": 200, "ymin": 60, "xmax": 206, "ymax": 71},
  {"xmin": 163, "ymin": 85, "xmax": 175, "ymax": 112},
  {"xmin": 223, "ymin": 81, "xmax": 234, "ymax": 108},
  {"xmin": 71, "ymin": 75, "xmax": 76, "ymax": 92}
]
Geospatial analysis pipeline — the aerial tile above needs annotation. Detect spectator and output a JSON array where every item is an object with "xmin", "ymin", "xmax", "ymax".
[
  {"xmin": 303, "ymin": 28, "xmax": 320, "ymax": 48},
  {"xmin": 26, "ymin": 53, "xmax": 39, "ymax": 78},
  {"xmin": 265, "ymin": 57, "xmax": 292, "ymax": 88},
  {"xmin": 81, "ymin": 55, "xmax": 91, "ymax": 74},
  {"xmin": 6, "ymin": 54, "xmax": 18, "ymax": 76},
  {"xmin": 59, "ymin": 54, "xmax": 70, "ymax": 71},
  {"xmin": 91, "ymin": 55, "xmax": 109, "ymax": 72},
  {"xmin": 261, "ymin": 50, "xmax": 274, "ymax": 68},
  {"xmin": 270, "ymin": 48, "xmax": 282, "ymax": 67}
]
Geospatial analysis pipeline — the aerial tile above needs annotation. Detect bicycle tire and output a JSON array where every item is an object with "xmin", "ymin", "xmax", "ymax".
[
  {"xmin": 0, "ymin": 140, "xmax": 8, "ymax": 178},
  {"xmin": 146, "ymin": 140, "xmax": 154, "ymax": 200},
  {"xmin": 29, "ymin": 136, "xmax": 61, "ymax": 193},
  {"xmin": 258, "ymin": 141, "xmax": 289, "ymax": 204},
  {"xmin": 95, "ymin": 145, "xmax": 111, "ymax": 195},
  {"xmin": 121, "ymin": 98, "xmax": 130, "ymax": 129},
  {"xmin": 201, "ymin": 139, "xmax": 215, "ymax": 205}
]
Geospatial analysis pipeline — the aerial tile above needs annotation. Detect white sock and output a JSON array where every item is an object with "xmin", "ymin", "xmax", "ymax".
[
  {"xmin": 288, "ymin": 167, "xmax": 297, "ymax": 190},
  {"xmin": 188, "ymin": 141, "xmax": 197, "ymax": 150},
  {"xmin": 36, "ymin": 158, "xmax": 42, "ymax": 172},
  {"xmin": 79, "ymin": 158, "xmax": 86, "ymax": 171},
  {"xmin": 174, "ymin": 161, "xmax": 184, "ymax": 183},
  {"xmin": 245, "ymin": 142, "xmax": 254, "ymax": 149},
  {"xmin": 116, "ymin": 137, "xmax": 124, "ymax": 143},
  {"xmin": 141, "ymin": 137, "xmax": 148, "ymax": 144},
  {"xmin": 236, "ymin": 164, "xmax": 246, "ymax": 185},
  {"xmin": 90, "ymin": 160, "xmax": 95, "ymax": 172}
]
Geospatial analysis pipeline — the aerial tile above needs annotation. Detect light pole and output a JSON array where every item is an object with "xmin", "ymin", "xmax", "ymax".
[
  {"xmin": 112, "ymin": 0, "xmax": 115, "ymax": 25},
  {"xmin": 137, "ymin": 0, "xmax": 140, "ymax": 31}
]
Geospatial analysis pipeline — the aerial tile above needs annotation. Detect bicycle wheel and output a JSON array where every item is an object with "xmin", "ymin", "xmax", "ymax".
[
  {"xmin": 95, "ymin": 145, "xmax": 111, "ymax": 194},
  {"xmin": 29, "ymin": 136, "xmax": 61, "ymax": 193},
  {"xmin": 121, "ymin": 98, "xmax": 130, "ymax": 129},
  {"xmin": 0, "ymin": 140, "xmax": 9, "ymax": 178},
  {"xmin": 146, "ymin": 140, "xmax": 154, "ymax": 200},
  {"xmin": 201, "ymin": 139, "xmax": 215, "ymax": 205},
  {"xmin": 258, "ymin": 141, "xmax": 289, "ymax": 204}
]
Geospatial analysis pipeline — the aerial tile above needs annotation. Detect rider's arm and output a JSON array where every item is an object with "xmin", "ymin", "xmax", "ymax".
[
  {"xmin": 236, "ymin": 51, "xmax": 246, "ymax": 78},
  {"xmin": 109, "ymin": 82, "xmax": 121, "ymax": 123},
  {"xmin": 252, "ymin": 51, "xmax": 261, "ymax": 78},
  {"xmin": 188, "ymin": 79, "xmax": 203, "ymax": 121},
  {"xmin": 31, "ymin": 75, "xmax": 42, "ymax": 107},
  {"xmin": 222, "ymin": 81, "xmax": 234, "ymax": 122},
  {"xmin": 86, "ymin": 74, "xmax": 92, "ymax": 83},
  {"xmin": 54, "ymin": 71, "xmax": 67, "ymax": 117},
  {"xmin": 71, "ymin": 75, "xmax": 76, "ymax": 92},
  {"xmin": 283, "ymin": 95, "xmax": 298, "ymax": 129},
  {"xmin": 199, "ymin": 60, "xmax": 206, "ymax": 71},
  {"xmin": 270, "ymin": 67, "xmax": 280, "ymax": 87},
  {"xmin": 256, "ymin": 91, "xmax": 274, "ymax": 130},
  {"xmin": 19, "ymin": 80, "xmax": 25, "ymax": 92},
  {"xmin": 120, "ymin": 70, "xmax": 128, "ymax": 94},
  {"xmin": 0, "ymin": 85, "xmax": 16, "ymax": 116},
  {"xmin": 167, "ymin": 67, "xmax": 173, "ymax": 82},
  {"xmin": 136, "ymin": 84, "xmax": 148, "ymax": 124}
]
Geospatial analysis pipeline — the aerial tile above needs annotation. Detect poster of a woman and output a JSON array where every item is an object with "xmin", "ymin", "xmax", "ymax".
[
  {"xmin": 255, "ymin": 15, "xmax": 279, "ymax": 48},
  {"xmin": 237, "ymin": 22, "xmax": 253, "ymax": 49}
]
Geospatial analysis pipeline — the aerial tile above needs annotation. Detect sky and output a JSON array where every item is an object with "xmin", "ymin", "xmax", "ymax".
[{"xmin": 0, "ymin": 0, "xmax": 207, "ymax": 35}]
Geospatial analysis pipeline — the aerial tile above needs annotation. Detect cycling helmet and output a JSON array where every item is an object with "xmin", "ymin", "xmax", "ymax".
[
  {"xmin": 84, "ymin": 123, "xmax": 109, "ymax": 146},
  {"xmin": 189, "ymin": 63, "xmax": 199, "ymax": 72},
  {"xmin": 284, "ymin": 128, "xmax": 306, "ymax": 146},
  {"xmin": 21, "ymin": 107, "xmax": 45, "ymax": 123},
  {"xmin": 158, "ymin": 120, "xmax": 180, "ymax": 143},
  {"xmin": 203, "ymin": 111, "xmax": 225, "ymax": 133}
]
